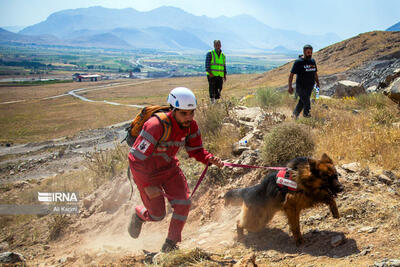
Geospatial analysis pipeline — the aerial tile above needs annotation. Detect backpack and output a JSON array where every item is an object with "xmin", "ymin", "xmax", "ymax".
[{"xmin": 123, "ymin": 105, "xmax": 172, "ymax": 147}]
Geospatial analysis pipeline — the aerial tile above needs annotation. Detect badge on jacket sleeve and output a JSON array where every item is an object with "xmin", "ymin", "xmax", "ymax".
[{"xmin": 137, "ymin": 139, "xmax": 151, "ymax": 153}]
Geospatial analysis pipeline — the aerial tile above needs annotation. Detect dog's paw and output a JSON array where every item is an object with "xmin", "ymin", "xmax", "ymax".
[{"xmin": 332, "ymin": 211, "xmax": 340, "ymax": 219}]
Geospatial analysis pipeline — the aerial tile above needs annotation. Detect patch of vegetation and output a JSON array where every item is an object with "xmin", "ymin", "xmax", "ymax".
[
  {"xmin": 356, "ymin": 93, "xmax": 393, "ymax": 109},
  {"xmin": 196, "ymin": 98, "xmax": 240, "ymax": 158},
  {"xmin": 261, "ymin": 122, "xmax": 315, "ymax": 165},
  {"xmin": 85, "ymin": 144, "xmax": 129, "ymax": 188},
  {"xmin": 256, "ymin": 87, "xmax": 283, "ymax": 109},
  {"xmin": 152, "ymin": 248, "xmax": 213, "ymax": 267},
  {"xmin": 248, "ymin": 87, "xmax": 294, "ymax": 110},
  {"xmin": 313, "ymin": 99, "xmax": 400, "ymax": 170},
  {"xmin": 371, "ymin": 107, "xmax": 398, "ymax": 126},
  {"xmin": 48, "ymin": 215, "xmax": 71, "ymax": 241}
]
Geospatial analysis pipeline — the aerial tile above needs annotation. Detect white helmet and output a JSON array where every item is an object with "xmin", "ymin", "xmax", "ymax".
[{"xmin": 167, "ymin": 87, "xmax": 197, "ymax": 110}]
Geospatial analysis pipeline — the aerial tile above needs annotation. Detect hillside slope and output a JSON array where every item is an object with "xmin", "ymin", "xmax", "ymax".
[{"xmin": 249, "ymin": 31, "xmax": 400, "ymax": 88}]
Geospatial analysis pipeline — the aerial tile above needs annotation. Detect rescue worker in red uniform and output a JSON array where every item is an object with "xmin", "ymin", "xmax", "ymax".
[{"xmin": 127, "ymin": 87, "xmax": 224, "ymax": 252}]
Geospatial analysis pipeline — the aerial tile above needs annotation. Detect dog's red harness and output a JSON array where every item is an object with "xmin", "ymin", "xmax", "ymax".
[{"xmin": 276, "ymin": 170, "xmax": 297, "ymax": 191}]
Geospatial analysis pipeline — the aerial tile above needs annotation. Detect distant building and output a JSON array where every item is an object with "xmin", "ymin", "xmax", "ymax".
[{"xmin": 72, "ymin": 73, "xmax": 101, "ymax": 82}]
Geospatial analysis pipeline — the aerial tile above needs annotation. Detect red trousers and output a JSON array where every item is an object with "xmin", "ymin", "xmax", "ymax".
[{"xmin": 129, "ymin": 161, "xmax": 191, "ymax": 243}]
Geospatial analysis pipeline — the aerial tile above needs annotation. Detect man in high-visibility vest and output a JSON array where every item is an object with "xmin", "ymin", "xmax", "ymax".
[{"xmin": 205, "ymin": 40, "xmax": 227, "ymax": 104}]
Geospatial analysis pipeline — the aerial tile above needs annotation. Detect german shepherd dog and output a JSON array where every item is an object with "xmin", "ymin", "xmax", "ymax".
[{"xmin": 224, "ymin": 153, "xmax": 343, "ymax": 245}]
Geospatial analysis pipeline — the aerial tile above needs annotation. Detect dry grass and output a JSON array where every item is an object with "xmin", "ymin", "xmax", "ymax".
[
  {"xmin": 48, "ymin": 215, "xmax": 71, "ymax": 241},
  {"xmin": 311, "ymin": 97, "xmax": 400, "ymax": 170},
  {"xmin": 196, "ymin": 98, "xmax": 240, "ymax": 158},
  {"xmin": 85, "ymin": 144, "xmax": 129, "ymax": 187},
  {"xmin": 0, "ymin": 74, "xmax": 254, "ymax": 143},
  {"xmin": 152, "ymin": 248, "xmax": 214, "ymax": 267},
  {"xmin": 0, "ymin": 80, "xmax": 118, "ymax": 102},
  {"xmin": 0, "ymin": 97, "xmax": 139, "ymax": 143},
  {"xmin": 261, "ymin": 122, "xmax": 316, "ymax": 165}
]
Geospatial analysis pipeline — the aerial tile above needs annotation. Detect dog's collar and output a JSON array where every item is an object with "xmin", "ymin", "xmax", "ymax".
[{"xmin": 276, "ymin": 170, "xmax": 297, "ymax": 191}]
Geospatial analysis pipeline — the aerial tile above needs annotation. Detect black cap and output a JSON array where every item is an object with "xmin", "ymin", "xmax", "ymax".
[{"xmin": 303, "ymin": 44, "xmax": 313, "ymax": 50}]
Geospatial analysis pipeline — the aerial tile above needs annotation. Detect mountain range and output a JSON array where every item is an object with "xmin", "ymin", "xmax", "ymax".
[
  {"xmin": 3, "ymin": 6, "xmax": 342, "ymax": 52},
  {"xmin": 387, "ymin": 22, "xmax": 400, "ymax": 31}
]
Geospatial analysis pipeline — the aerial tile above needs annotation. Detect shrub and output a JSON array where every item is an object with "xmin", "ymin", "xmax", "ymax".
[
  {"xmin": 356, "ymin": 93, "xmax": 391, "ymax": 109},
  {"xmin": 85, "ymin": 144, "xmax": 128, "ymax": 188},
  {"xmin": 153, "ymin": 248, "xmax": 212, "ymax": 267},
  {"xmin": 48, "ymin": 215, "xmax": 70, "ymax": 241},
  {"xmin": 196, "ymin": 102, "xmax": 225, "ymax": 137},
  {"xmin": 195, "ymin": 99, "xmax": 240, "ymax": 157},
  {"xmin": 371, "ymin": 107, "xmax": 397, "ymax": 126},
  {"xmin": 261, "ymin": 122, "xmax": 315, "ymax": 165},
  {"xmin": 256, "ymin": 87, "xmax": 283, "ymax": 109}
]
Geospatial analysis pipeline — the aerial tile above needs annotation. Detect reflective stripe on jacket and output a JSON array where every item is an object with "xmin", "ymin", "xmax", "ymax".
[{"xmin": 128, "ymin": 111, "xmax": 213, "ymax": 186}]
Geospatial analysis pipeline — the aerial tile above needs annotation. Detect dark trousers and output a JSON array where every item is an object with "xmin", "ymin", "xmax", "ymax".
[
  {"xmin": 293, "ymin": 86, "xmax": 313, "ymax": 117},
  {"xmin": 207, "ymin": 76, "xmax": 223, "ymax": 99}
]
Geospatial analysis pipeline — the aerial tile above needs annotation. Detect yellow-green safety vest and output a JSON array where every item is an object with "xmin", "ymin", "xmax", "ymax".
[{"xmin": 207, "ymin": 50, "xmax": 225, "ymax": 77}]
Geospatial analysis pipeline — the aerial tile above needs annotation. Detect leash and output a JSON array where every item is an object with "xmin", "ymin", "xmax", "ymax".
[
  {"xmin": 190, "ymin": 163, "xmax": 211, "ymax": 198},
  {"xmin": 222, "ymin": 162, "xmax": 288, "ymax": 171},
  {"xmin": 128, "ymin": 161, "xmax": 288, "ymax": 200}
]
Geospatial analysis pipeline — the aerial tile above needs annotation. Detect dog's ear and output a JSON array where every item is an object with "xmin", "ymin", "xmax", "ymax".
[
  {"xmin": 320, "ymin": 153, "xmax": 333, "ymax": 164},
  {"xmin": 308, "ymin": 158, "xmax": 318, "ymax": 171}
]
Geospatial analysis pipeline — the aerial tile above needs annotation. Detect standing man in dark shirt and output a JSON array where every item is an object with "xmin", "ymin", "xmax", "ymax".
[
  {"xmin": 288, "ymin": 44, "xmax": 320, "ymax": 118},
  {"xmin": 205, "ymin": 40, "xmax": 227, "ymax": 104}
]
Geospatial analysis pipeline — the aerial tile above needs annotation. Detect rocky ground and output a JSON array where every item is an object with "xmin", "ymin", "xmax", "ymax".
[
  {"xmin": 0, "ymin": 106, "xmax": 399, "ymax": 267},
  {"xmin": 0, "ymin": 121, "xmax": 129, "ymax": 184}
]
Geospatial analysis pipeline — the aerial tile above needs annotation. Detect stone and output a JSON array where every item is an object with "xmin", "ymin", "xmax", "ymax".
[
  {"xmin": 378, "ymin": 174, "xmax": 393, "ymax": 185},
  {"xmin": 374, "ymin": 259, "xmax": 400, "ymax": 267},
  {"xmin": 358, "ymin": 226, "xmax": 377, "ymax": 233},
  {"xmin": 0, "ymin": 252, "xmax": 25, "ymax": 263},
  {"xmin": 387, "ymin": 188, "xmax": 397, "ymax": 195},
  {"xmin": 360, "ymin": 248, "xmax": 371, "ymax": 256},
  {"xmin": 333, "ymin": 80, "xmax": 366, "ymax": 97},
  {"xmin": 383, "ymin": 170, "xmax": 397, "ymax": 180},
  {"xmin": 234, "ymin": 107, "xmax": 263, "ymax": 122},
  {"xmin": 341, "ymin": 162, "xmax": 361, "ymax": 173},
  {"xmin": 331, "ymin": 234, "xmax": 346, "ymax": 247},
  {"xmin": 232, "ymin": 142, "xmax": 250, "ymax": 156},
  {"xmin": 43, "ymin": 245, "xmax": 50, "ymax": 250},
  {"xmin": 384, "ymin": 77, "xmax": 400, "ymax": 105},
  {"xmin": 367, "ymin": 85, "xmax": 378, "ymax": 93}
]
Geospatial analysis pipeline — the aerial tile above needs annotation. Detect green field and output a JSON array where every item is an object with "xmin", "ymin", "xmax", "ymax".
[{"xmin": 0, "ymin": 44, "xmax": 294, "ymax": 78}]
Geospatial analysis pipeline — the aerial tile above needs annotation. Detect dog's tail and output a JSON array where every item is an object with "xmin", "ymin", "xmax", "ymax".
[{"xmin": 224, "ymin": 188, "xmax": 245, "ymax": 206}]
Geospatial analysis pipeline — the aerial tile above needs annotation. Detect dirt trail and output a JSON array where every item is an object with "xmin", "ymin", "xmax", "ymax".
[{"xmin": 35, "ymin": 160, "xmax": 400, "ymax": 267}]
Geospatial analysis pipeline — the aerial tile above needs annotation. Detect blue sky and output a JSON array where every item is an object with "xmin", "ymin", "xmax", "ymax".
[{"xmin": 0, "ymin": 0, "xmax": 399, "ymax": 38}]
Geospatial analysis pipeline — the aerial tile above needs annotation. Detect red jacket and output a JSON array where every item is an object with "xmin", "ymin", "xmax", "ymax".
[{"xmin": 128, "ymin": 111, "xmax": 212, "ymax": 186}]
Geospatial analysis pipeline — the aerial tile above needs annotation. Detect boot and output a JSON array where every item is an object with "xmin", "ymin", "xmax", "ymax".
[
  {"xmin": 161, "ymin": 239, "xmax": 178, "ymax": 253},
  {"xmin": 128, "ymin": 213, "xmax": 144, "ymax": 239}
]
